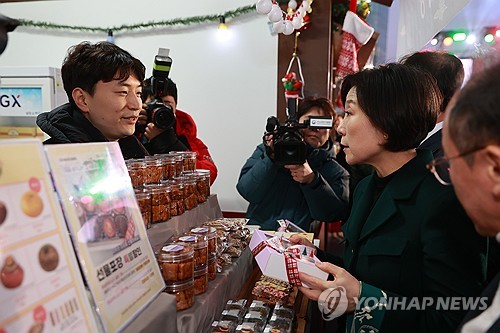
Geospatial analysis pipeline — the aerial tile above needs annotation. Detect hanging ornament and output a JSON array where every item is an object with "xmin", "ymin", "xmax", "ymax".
[
  {"xmin": 299, "ymin": 13, "xmax": 311, "ymax": 32},
  {"xmin": 301, "ymin": 0, "xmax": 310, "ymax": 12},
  {"xmin": 256, "ymin": 0, "xmax": 273, "ymax": 15},
  {"xmin": 292, "ymin": 15, "xmax": 302, "ymax": 30},
  {"xmin": 273, "ymin": 20, "xmax": 286, "ymax": 34},
  {"xmin": 268, "ymin": 4, "xmax": 283, "ymax": 23},
  {"xmin": 255, "ymin": 0, "xmax": 313, "ymax": 35},
  {"xmin": 283, "ymin": 20, "xmax": 295, "ymax": 35}
]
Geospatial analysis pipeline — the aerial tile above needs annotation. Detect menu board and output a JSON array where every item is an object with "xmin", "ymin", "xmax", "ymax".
[
  {"xmin": 0, "ymin": 139, "xmax": 99, "ymax": 332},
  {"xmin": 44, "ymin": 142, "xmax": 164, "ymax": 333}
]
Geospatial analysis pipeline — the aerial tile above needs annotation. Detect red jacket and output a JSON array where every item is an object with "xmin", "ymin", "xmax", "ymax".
[{"xmin": 175, "ymin": 109, "xmax": 218, "ymax": 184}]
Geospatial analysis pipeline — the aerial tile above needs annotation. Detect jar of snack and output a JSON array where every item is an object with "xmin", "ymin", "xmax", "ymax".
[
  {"xmin": 193, "ymin": 265, "xmax": 208, "ymax": 295},
  {"xmin": 134, "ymin": 191, "xmax": 151, "ymax": 229},
  {"xmin": 180, "ymin": 173, "xmax": 198, "ymax": 210},
  {"xmin": 171, "ymin": 151, "xmax": 197, "ymax": 172},
  {"xmin": 163, "ymin": 178, "xmax": 185, "ymax": 216},
  {"xmin": 189, "ymin": 226, "xmax": 217, "ymax": 256},
  {"xmin": 144, "ymin": 184, "xmax": 171, "ymax": 223},
  {"xmin": 207, "ymin": 254, "xmax": 217, "ymax": 281},
  {"xmin": 169, "ymin": 152, "xmax": 184, "ymax": 176},
  {"xmin": 156, "ymin": 243, "xmax": 194, "ymax": 282},
  {"xmin": 164, "ymin": 278, "xmax": 195, "ymax": 311},
  {"xmin": 195, "ymin": 169, "xmax": 211, "ymax": 202},
  {"xmin": 171, "ymin": 234, "xmax": 208, "ymax": 269},
  {"xmin": 127, "ymin": 159, "xmax": 146, "ymax": 188},
  {"xmin": 144, "ymin": 157, "xmax": 163, "ymax": 184},
  {"xmin": 155, "ymin": 154, "xmax": 176, "ymax": 180}
]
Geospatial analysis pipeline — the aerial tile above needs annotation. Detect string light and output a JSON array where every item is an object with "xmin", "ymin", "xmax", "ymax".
[{"xmin": 218, "ymin": 16, "xmax": 227, "ymax": 30}]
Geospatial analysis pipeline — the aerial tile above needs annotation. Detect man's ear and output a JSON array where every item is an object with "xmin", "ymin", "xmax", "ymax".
[
  {"xmin": 485, "ymin": 145, "xmax": 500, "ymax": 199},
  {"xmin": 72, "ymin": 88, "xmax": 90, "ymax": 114}
]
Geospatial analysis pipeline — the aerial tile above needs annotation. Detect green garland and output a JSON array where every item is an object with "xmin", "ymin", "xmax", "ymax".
[{"xmin": 18, "ymin": 4, "xmax": 255, "ymax": 34}]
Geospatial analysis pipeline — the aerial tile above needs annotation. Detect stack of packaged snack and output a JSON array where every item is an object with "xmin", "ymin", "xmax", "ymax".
[
  {"xmin": 251, "ymin": 276, "xmax": 294, "ymax": 305},
  {"xmin": 156, "ymin": 242, "xmax": 195, "ymax": 310},
  {"xmin": 212, "ymin": 299, "xmax": 295, "ymax": 333}
]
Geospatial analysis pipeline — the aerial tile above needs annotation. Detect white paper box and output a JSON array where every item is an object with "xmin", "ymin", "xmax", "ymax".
[{"xmin": 249, "ymin": 230, "xmax": 328, "ymax": 286}]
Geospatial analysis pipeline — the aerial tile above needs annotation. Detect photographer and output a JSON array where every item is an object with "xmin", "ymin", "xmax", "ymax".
[
  {"xmin": 236, "ymin": 97, "xmax": 350, "ymax": 231},
  {"xmin": 36, "ymin": 41, "xmax": 149, "ymax": 159},
  {"xmin": 135, "ymin": 77, "xmax": 218, "ymax": 184}
]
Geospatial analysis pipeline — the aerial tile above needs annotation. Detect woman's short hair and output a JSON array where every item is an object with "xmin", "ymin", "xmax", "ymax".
[
  {"xmin": 297, "ymin": 96, "xmax": 336, "ymax": 120},
  {"xmin": 340, "ymin": 63, "xmax": 441, "ymax": 152}
]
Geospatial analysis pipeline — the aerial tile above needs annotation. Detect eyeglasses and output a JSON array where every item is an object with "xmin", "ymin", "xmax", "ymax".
[{"xmin": 427, "ymin": 146, "xmax": 486, "ymax": 186}]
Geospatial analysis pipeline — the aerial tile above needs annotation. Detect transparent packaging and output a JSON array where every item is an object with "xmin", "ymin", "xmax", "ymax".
[
  {"xmin": 126, "ymin": 159, "xmax": 146, "ymax": 188},
  {"xmin": 190, "ymin": 226, "xmax": 217, "ymax": 256},
  {"xmin": 156, "ymin": 242, "xmax": 194, "ymax": 282},
  {"xmin": 134, "ymin": 190, "xmax": 151, "ymax": 229},
  {"xmin": 144, "ymin": 157, "xmax": 163, "ymax": 184},
  {"xmin": 193, "ymin": 265, "xmax": 208, "ymax": 295},
  {"xmin": 195, "ymin": 169, "xmax": 211, "ymax": 202},
  {"xmin": 171, "ymin": 234, "xmax": 208, "ymax": 269},
  {"xmin": 164, "ymin": 278, "xmax": 195, "ymax": 311}
]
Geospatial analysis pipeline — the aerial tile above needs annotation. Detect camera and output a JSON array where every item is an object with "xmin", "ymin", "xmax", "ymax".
[
  {"xmin": 144, "ymin": 48, "xmax": 175, "ymax": 129},
  {"xmin": 265, "ymin": 98, "xmax": 333, "ymax": 165}
]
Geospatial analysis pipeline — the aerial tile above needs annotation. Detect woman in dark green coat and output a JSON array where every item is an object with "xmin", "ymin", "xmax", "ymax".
[{"xmin": 297, "ymin": 63, "xmax": 486, "ymax": 333}]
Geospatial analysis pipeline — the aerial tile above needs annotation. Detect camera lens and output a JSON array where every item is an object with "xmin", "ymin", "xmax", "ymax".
[{"xmin": 153, "ymin": 106, "xmax": 175, "ymax": 129}]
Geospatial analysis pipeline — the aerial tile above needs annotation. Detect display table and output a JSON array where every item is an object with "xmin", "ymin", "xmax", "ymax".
[{"xmin": 123, "ymin": 194, "xmax": 255, "ymax": 333}]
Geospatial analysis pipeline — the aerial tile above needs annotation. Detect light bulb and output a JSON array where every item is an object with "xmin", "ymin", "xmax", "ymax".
[
  {"xmin": 218, "ymin": 16, "xmax": 227, "ymax": 30},
  {"xmin": 256, "ymin": 0, "xmax": 273, "ymax": 15},
  {"xmin": 268, "ymin": 4, "xmax": 283, "ymax": 23},
  {"xmin": 273, "ymin": 20, "xmax": 285, "ymax": 33},
  {"xmin": 283, "ymin": 20, "xmax": 295, "ymax": 35}
]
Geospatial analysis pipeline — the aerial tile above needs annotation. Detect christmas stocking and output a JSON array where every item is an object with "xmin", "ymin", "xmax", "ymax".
[{"xmin": 336, "ymin": 10, "xmax": 375, "ymax": 79}]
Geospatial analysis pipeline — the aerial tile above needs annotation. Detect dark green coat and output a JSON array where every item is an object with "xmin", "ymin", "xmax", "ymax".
[{"xmin": 342, "ymin": 150, "xmax": 486, "ymax": 333}]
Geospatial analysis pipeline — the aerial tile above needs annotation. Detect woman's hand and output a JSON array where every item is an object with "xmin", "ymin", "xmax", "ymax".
[
  {"xmin": 288, "ymin": 234, "xmax": 315, "ymax": 249},
  {"xmin": 299, "ymin": 262, "xmax": 360, "ymax": 313}
]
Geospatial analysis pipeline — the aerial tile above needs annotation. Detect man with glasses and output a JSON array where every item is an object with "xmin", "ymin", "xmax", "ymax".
[{"xmin": 429, "ymin": 61, "xmax": 500, "ymax": 332}]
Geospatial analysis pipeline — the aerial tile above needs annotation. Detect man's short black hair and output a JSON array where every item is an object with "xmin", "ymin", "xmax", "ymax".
[{"xmin": 62, "ymin": 41, "xmax": 145, "ymax": 107}]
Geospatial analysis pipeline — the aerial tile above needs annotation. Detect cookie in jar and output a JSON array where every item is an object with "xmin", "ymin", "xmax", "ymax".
[
  {"xmin": 156, "ymin": 243, "xmax": 194, "ymax": 282},
  {"xmin": 171, "ymin": 234, "xmax": 208, "ymax": 269},
  {"xmin": 164, "ymin": 279, "xmax": 195, "ymax": 311},
  {"xmin": 189, "ymin": 226, "xmax": 217, "ymax": 256}
]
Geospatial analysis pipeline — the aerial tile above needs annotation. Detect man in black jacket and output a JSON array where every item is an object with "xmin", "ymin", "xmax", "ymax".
[
  {"xmin": 37, "ymin": 41, "xmax": 148, "ymax": 159},
  {"xmin": 437, "ymin": 61, "xmax": 500, "ymax": 333}
]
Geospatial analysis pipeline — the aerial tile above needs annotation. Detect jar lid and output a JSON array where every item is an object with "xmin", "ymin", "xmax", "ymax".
[
  {"xmin": 194, "ymin": 265, "xmax": 208, "ymax": 277},
  {"xmin": 164, "ymin": 278, "xmax": 194, "ymax": 292},
  {"xmin": 172, "ymin": 234, "xmax": 207, "ymax": 248}
]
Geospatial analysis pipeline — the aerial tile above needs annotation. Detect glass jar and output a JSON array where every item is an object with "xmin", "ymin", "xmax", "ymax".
[
  {"xmin": 180, "ymin": 173, "xmax": 198, "ymax": 210},
  {"xmin": 170, "ymin": 151, "xmax": 197, "ymax": 172},
  {"xmin": 195, "ymin": 169, "xmax": 211, "ymax": 203},
  {"xmin": 189, "ymin": 226, "xmax": 217, "ymax": 257},
  {"xmin": 171, "ymin": 234, "xmax": 208, "ymax": 269},
  {"xmin": 155, "ymin": 154, "xmax": 176, "ymax": 180},
  {"xmin": 127, "ymin": 159, "xmax": 146, "ymax": 188},
  {"xmin": 156, "ymin": 242, "xmax": 194, "ymax": 282},
  {"xmin": 164, "ymin": 278, "xmax": 195, "ymax": 311},
  {"xmin": 144, "ymin": 184, "xmax": 171, "ymax": 223},
  {"xmin": 144, "ymin": 157, "xmax": 163, "ymax": 184},
  {"xmin": 163, "ymin": 178, "xmax": 185, "ymax": 216},
  {"xmin": 207, "ymin": 254, "xmax": 217, "ymax": 281},
  {"xmin": 193, "ymin": 265, "xmax": 208, "ymax": 295},
  {"xmin": 135, "ymin": 190, "xmax": 151, "ymax": 229},
  {"xmin": 169, "ymin": 152, "xmax": 184, "ymax": 177}
]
